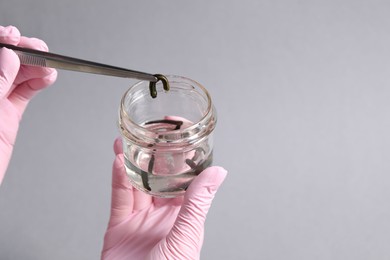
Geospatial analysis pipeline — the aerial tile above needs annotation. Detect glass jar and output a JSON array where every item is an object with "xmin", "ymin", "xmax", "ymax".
[{"xmin": 118, "ymin": 75, "xmax": 217, "ymax": 197}]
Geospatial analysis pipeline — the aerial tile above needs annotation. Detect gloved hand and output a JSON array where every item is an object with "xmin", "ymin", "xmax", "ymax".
[
  {"xmin": 102, "ymin": 138, "xmax": 227, "ymax": 260},
  {"xmin": 0, "ymin": 25, "xmax": 57, "ymax": 184}
]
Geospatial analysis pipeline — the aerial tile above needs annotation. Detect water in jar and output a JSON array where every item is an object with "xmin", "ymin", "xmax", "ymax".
[{"xmin": 122, "ymin": 118, "xmax": 213, "ymax": 197}]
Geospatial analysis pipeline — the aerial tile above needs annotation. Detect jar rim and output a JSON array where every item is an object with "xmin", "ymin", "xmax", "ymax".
[{"xmin": 119, "ymin": 75, "xmax": 216, "ymax": 143}]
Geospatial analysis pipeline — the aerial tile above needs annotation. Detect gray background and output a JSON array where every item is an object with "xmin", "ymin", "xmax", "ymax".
[{"xmin": 1, "ymin": 0, "xmax": 390, "ymax": 259}]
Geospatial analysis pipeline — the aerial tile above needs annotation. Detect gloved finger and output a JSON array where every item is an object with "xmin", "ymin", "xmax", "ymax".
[
  {"xmin": 113, "ymin": 137, "xmax": 123, "ymax": 155},
  {"xmin": 19, "ymin": 36, "xmax": 49, "ymax": 51},
  {"xmin": 153, "ymin": 196, "xmax": 183, "ymax": 208},
  {"xmin": 109, "ymin": 151, "xmax": 135, "ymax": 226},
  {"xmin": 0, "ymin": 47, "xmax": 20, "ymax": 100},
  {"xmin": 116, "ymin": 136, "xmax": 153, "ymax": 212},
  {"xmin": 8, "ymin": 36, "xmax": 57, "ymax": 113},
  {"xmin": 133, "ymin": 189, "xmax": 153, "ymax": 212},
  {"xmin": 0, "ymin": 25, "xmax": 21, "ymax": 45},
  {"xmin": 166, "ymin": 166, "xmax": 227, "ymax": 255},
  {"xmin": 13, "ymin": 36, "xmax": 57, "ymax": 86},
  {"xmin": 8, "ymin": 71, "xmax": 57, "ymax": 116}
]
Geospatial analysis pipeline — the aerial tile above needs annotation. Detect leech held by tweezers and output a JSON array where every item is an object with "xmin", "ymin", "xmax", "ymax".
[
  {"xmin": 149, "ymin": 74, "xmax": 170, "ymax": 98},
  {"xmin": 0, "ymin": 42, "xmax": 159, "ymax": 82},
  {"xmin": 0, "ymin": 42, "xmax": 171, "ymax": 99}
]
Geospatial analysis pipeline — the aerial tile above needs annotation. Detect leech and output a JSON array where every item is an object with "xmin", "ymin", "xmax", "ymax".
[
  {"xmin": 134, "ymin": 149, "xmax": 140, "ymax": 160},
  {"xmin": 192, "ymin": 147, "xmax": 205, "ymax": 162},
  {"xmin": 145, "ymin": 119, "xmax": 183, "ymax": 130},
  {"xmin": 141, "ymin": 170, "xmax": 151, "ymax": 191},
  {"xmin": 148, "ymin": 154, "xmax": 155, "ymax": 173},
  {"xmin": 139, "ymin": 154, "xmax": 154, "ymax": 191},
  {"xmin": 148, "ymin": 74, "xmax": 170, "ymax": 98},
  {"xmin": 185, "ymin": 159, "xmax": 197, "ymax": 169},
  {"xmin": 149, "ymin": 81, "xmax": 157, "ymax": 98},
  {"xmin": 185, "ymin": 146, "xmax": 209, "ymax": 176},
  {"xmin": 185, "ymin": 147, "xmax": 206, "ymax": 169}
]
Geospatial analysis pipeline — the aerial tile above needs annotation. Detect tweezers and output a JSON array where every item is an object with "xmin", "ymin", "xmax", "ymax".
[{"xmin": 0, "ymin": 42, "xmax": 169, "ymax": 98}]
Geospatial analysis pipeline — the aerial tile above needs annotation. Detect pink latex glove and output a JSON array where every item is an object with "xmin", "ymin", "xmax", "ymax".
[
  {"xmin": 0, "ymin": 25, "xmax": 57, "ymax": 184},
  {"xmin": 102, "ymin": 138, "xmax": 227, "ymax": 260}
]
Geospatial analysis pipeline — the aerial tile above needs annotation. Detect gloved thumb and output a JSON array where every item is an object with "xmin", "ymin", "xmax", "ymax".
[
  {"xmin": 0, "ymin": 47, "xmax": 19, "ymax": 100},
  {"xmin": 108, "ymin": 138, "xmax": 135, "ymax": 227},
  {"xmin": 164, "ymin": 166, "xmax": 227, "ymax": 258}
]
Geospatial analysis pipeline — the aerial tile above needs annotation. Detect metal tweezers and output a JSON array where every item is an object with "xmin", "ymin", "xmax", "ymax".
[{"xmin": 0, "ymin": 42, "xmax": 169, "ymax": 98}]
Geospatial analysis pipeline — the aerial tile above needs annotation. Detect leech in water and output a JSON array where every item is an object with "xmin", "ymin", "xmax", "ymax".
[
  {"xmin": 144, "ymin": 119, "xmax": 183, "ymax": 130},
  {"xmin": 140, "ymin": 155, "xmax": 153, "ymax": 191},
  {"xmin": 148, "ymin": 154, "xmax": 155, "ymax": 174},
  {"xmin": 185, "ymin": 158, "xmax": 197, "ymax": 169},
  {"xmin": 192, "ymin": 147, "xmax": 205, "ymax": 162},
  {"xmin": 140, "ymin": 119, "xmax": 186, "ymax": 191},
  {"xmin": 138, "ymin": 169, "xmax": 150, "ymax": 191},
  {"xmin": 185, "ymin": 147, "xmax": 206, "ymax": 170}
]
